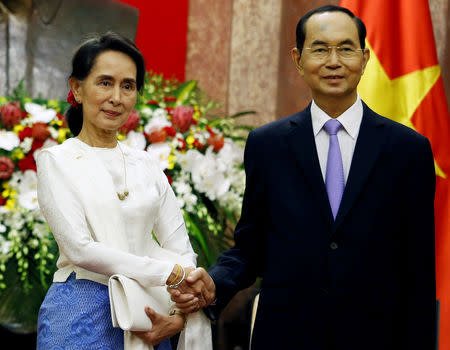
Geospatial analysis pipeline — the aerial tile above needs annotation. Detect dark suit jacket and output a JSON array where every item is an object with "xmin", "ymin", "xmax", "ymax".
[{"xmin": 208, "ymin": 103, "xmax": 436, "ymax": 350}]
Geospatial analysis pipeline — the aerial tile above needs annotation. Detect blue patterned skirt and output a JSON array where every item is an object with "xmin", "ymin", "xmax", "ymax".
[{"xmin": 37, "ymin": 273, "xmax": 172, "ymax": 350}]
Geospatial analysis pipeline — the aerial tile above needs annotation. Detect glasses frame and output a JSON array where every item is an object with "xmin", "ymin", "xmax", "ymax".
[{"xmin": 302, "ymin": 45, "xmax": 366, "ymax": 60}]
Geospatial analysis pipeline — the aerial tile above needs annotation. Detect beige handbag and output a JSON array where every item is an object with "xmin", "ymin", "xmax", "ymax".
[
  {"xmin": 108, "ymin": 245, "xmax": 213, "ymax": 350},
  {"xmin": 109, "ymin": 274, "xmax": 172, "ymax": 331}
]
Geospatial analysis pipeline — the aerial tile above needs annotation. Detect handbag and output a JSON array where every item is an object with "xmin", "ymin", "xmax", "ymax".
[
  {"xmin": 109, "ymin": 274, "xmax": 171, "ymax": 331},
  {"xmin": 108, "ymin": 245, "xmax": 213, "ymax": 350}
]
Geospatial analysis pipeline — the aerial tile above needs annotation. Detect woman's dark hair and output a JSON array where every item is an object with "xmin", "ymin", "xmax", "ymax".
[
  {"xmin": 66, "ymin": 31, "xmax": 146, "ymax": 136},
  {"xmin": 296, "ymin": 5, "xmax": 367, "ymax": 52}
]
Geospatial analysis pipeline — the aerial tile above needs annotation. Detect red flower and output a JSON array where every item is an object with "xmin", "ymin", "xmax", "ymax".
[
  {"xmin": 172, "ymin": 106, "xmax": 194, "ymax": 133},
  {"xmin": 165, "ymin": 173, "xmax": 173, "ymax": 185},
  {"xmin": 67, "ymin": 90, "xmax": 79, "ymax": 108},
  {"xmin": 18, "ymin": 127, "xmax": 33, "ymax": 141},
  {"xmin": 177, "ymin": 138, "xmax": 187, "ymax": 151},
  {"xmin": 0, "ymin": 156, "xmax": 15, "ymax": 180},
  {"xmin": 193, "ymin": 139, "xmax": 204, "ymax": 149},
  {"xmin": 163, "ymin": 126, "xmax": 176, "ymax": 137},
  {"xmin": 0, "ymin": 192, "xmax": 6, "ymax": 206},
  {"xmin": 31, "ymin": 139, "xmax": 45, "ymax": 152},
  {"xmin": 163, "ymin": 96, "xmax": 177, "ymax": 102},
  {"xmin": 32, "ymin": 123, "xmax": 51, "ymax": 141},
  {"xmin": 165, "ymin": 107, "xmax": 174, "ymax": 114},
  {"xmin": 1, "ymin": 102, "xmax": 22, "ymax": 130},
  {"xmin": 18, "ymin": 153, "xmax": 36, "ymax": 172},
  {"xmin": 147, "ymin": 100, "xmax": 159, "ymax": 105},
  {"xmin": 207, "ymin": 134, "xmax": 225, "ymax": 152},
  {"xmin": 147, "ymin": 129, "xmax": 167, "ymax": 143},
  {"xmin": 56, "ymin": 112, "xmax": 68, "ymax": 127},
  {"xmin": 119, "ymin": 110, "xmax": 140, "ymax": 134},
  {"xmin": 206, "ymin": 126, "xmax": 215, "ymax": 136}
]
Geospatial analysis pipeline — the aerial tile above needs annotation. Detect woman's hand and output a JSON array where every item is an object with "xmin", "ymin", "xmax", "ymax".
[
  {"xmin": 132, "ymin": 306, "xmax": 185, "ymax": 346},
  {"xmin": 168, "ymin": 267, "xmax": 216, "ymax": 313}
]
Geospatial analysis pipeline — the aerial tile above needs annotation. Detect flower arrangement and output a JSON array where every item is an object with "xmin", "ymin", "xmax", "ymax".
[{"xmin": 0, "ymin": 74, "xmax": 254, "ymax": 332}]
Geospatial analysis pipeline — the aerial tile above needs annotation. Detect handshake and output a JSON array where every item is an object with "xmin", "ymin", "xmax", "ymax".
[{"xmin": 166, "ymin": 266, "xmax": 216, "ymax": 314}]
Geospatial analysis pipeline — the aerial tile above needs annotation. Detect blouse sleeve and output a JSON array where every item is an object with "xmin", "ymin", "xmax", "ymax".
[
  {"xmin": 37, "ymin": 150, "xmax": 174, "ymax": 287},
  {"xmin": 151, "ymin": 161, "xmax": 197, "ymax": 268}
]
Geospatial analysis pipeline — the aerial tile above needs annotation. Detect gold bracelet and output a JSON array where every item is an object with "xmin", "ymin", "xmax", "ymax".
[{"xmin": 167, "ymin": 264, "xmax": 181, "ymax": 285}]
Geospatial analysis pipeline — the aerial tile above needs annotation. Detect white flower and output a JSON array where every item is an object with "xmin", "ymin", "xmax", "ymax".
[
  {"xmin": 217, "ymin": 139, "xmax": 244, "ymax": 167},
  {"xmin": 25, "ymin": 102, "xmax": 56, "ymax": 124},
  {"xmin": 48, "ymin": 126, "xmax": 59, "ymax": 139},
  {"xmin": 32, "ymin": 223, "xmax": 49, "ymax": 239},
  {"xmin": 146, "ymin": 142, "xmax": 172, "ymax": 170},
  {"xmin": 121, "ymin": 131, "xmax": 146, "ymax": 150},
  {"xmin": 218, "ymin": 191, "xmax": 242, "ymax": 213},
  {"xmin": 20, "ymin": 137, "xmax": 33, "ymax": 153},
  {"xmin": 17, "ymin": 170, "xmax": 39, "ymax": 210},
  {"xmin": 144, "ymin": 109, "xmax": 170, "ymax": 134},
  {"xmin": 173, "ymin": 181, "xmax": 192, "ymax": 195},
  {"xmin": 0, "ymin": 236, "xmax": 12, "ymax": 256},
  {"xmin": 140, "ymin": 107, "xmax": 153, "ymax": 118},
  {"xmin": 172, "ymin": 180, "xmax": 198, "ymax": 212},
  {"xmin": 0, "ymin": 223, "xmax": 6, "ymax": 233},
  {"xmin": 177, "ymin": 149, "xmax": 203, "ymax": 172},
  {"xmin": 0, "ymin": 130, "xmax": 20, "ymax": 151},
  {"xmin": 190, "ymin": 153, "xmax": 231, "ymax": 200},
  {"xmin": 153, "ymin": 108, "xmax": 168, "ymax": 119}
]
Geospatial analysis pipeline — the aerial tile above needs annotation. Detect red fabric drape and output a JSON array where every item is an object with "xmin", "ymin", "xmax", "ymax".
[{"xmin": 115, "ymin": 0, "xmax": 189, "ymax": 81}]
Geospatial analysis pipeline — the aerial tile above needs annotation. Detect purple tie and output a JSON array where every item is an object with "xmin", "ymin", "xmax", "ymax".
[{"xmin": 323, "ymin": 119, "xmax": 344, "ymax": 219}]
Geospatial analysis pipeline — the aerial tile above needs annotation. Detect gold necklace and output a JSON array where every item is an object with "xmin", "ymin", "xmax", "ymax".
[{"xmin": 116, "ymin": 141, "xmax": 129, "ymax": 200}]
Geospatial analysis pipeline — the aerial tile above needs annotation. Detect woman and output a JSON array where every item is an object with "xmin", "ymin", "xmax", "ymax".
[{"xmin": 35, "ymin": 32, "xmax": 210, "ymax": 350}]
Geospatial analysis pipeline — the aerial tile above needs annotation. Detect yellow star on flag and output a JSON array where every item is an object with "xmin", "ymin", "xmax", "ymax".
[{"xmin": 358, "ymin": 41, "xmax": 445, "ymax": 178}]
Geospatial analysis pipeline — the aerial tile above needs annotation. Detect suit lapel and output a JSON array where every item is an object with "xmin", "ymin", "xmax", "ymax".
[
  {"xmin": 286, "ymin": 107, "xmax": 334, "ymax": 227},
  {"xmin": 332, "ymin": 103, "xmax": 387, "ymax": 232}
]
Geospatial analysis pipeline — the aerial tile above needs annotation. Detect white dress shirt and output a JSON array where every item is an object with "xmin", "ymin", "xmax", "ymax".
[
  {"xmin": 311, "ymin": 95, "xmax": 363, "ymax": 184},
  {"xmin": 37, "ymin": 138, "xmax": 197, "ymax": 287}
]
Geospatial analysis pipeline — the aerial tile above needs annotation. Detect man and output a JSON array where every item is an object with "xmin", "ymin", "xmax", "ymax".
[{"xmin": 171, "ymin": 5, "xmax": 437, "ymax": 349}]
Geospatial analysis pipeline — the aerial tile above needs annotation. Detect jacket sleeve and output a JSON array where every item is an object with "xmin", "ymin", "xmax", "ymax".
[{"xmin": 403, "ymin": 136, "xmax": 437, "ymax": 349}]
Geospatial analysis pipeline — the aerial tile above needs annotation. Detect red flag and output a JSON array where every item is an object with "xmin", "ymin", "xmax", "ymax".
[{"xmin": 340, "ymin": 0, "xmax": 450, "ymax": 348}]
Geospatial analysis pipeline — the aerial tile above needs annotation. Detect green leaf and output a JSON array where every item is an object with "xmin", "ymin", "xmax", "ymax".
[
  {"xmin": 229, "ymin": 110, "xmax": 257, "ymax": 119},
  {"xmin": 183, "ymin": 212, "xmax": 213, "ymax": 266},
  {"xmin": 174, "ymin": 80, "xmax": 197, "ymax": 105}
]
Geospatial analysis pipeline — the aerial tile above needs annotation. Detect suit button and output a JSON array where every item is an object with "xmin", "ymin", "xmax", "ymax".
[{"xmin": 330, "ymin": 242, "xmax": 338, "ymax": 250}]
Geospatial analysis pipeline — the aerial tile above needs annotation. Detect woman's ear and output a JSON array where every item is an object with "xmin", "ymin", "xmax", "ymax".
[{"xmin": 68, "ymin": 77, "xmax": 82, "ymax": 103}]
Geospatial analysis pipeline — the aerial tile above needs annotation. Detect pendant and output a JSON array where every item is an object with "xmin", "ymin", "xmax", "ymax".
[{"xmin": 117, "ymin": 191, "xmax": 129, "ymax": 200}]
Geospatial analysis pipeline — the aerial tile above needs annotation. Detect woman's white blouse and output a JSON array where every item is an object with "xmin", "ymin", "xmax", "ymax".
[{"xmin": 36, "ymin": 137, "xmax": 196, "ymax": 287}]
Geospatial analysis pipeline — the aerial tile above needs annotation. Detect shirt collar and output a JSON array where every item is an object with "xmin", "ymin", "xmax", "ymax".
[{"xmin": 311, "ymin": 94, "xmax": 363, "ymax": 139}]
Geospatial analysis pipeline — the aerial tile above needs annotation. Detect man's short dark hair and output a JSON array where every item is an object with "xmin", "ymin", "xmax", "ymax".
[{"xmin": 296, "ymin": 5, "xmax": 367, "ymax": 52}]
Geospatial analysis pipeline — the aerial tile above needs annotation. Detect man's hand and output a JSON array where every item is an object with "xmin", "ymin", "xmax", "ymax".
[
  {"xmin": 168, "ymin": 267, "xmax": 216, "ymax": 314},
  {"xmin": 133, "ymin": 306, "xmax": 185, "ymax": 345}
]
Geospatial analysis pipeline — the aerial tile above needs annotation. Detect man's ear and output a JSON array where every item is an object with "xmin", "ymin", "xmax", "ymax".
[
  {"xmin": 361, "ymin": 48, "xmax": 370, "ymax": 75},
  {"xmin": 68, "ymin": 77, "xmax": 82, "ymax": 103},
  {"xmin": 291, "ymin": 47, "xmax": 304, "ymax": 76}
]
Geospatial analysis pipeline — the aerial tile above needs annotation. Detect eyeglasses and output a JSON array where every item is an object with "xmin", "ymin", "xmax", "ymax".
[{"xmin": 302, "ymin": 45, "xmax": 365, "ymax": 60}]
